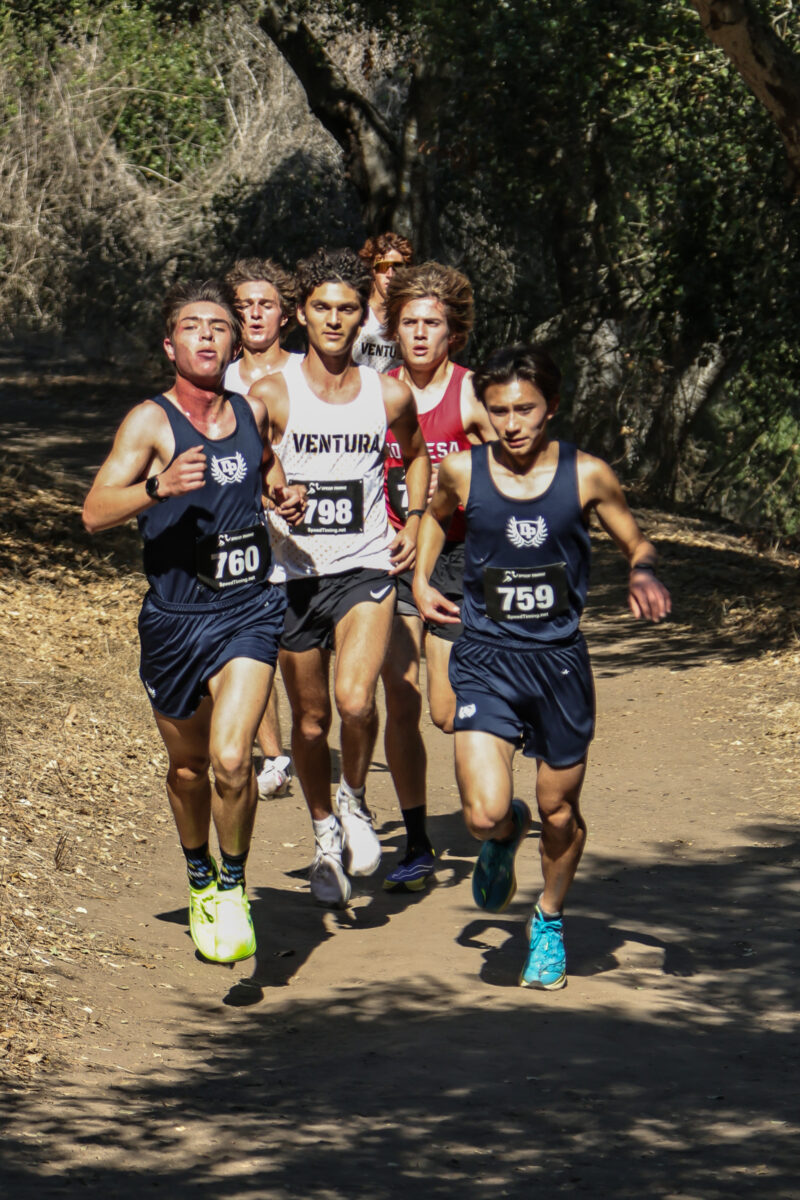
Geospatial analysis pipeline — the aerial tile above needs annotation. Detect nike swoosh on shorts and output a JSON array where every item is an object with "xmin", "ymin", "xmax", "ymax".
[{"xmin": 370, "ymin": 585, "xmax": 392, "ymax": 601}]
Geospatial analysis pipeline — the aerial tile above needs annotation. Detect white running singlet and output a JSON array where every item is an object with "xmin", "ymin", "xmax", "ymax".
[
  {"xmin": 270, "ymin": 358, "xmax": 394, "ymax": 578},
  {"xmin": 351, "ymin": 307, "xmax": 399, "ymax": 373},
  {"xmin": 222, "ymin": 353, "xmax": 301, "ymax": 586}
]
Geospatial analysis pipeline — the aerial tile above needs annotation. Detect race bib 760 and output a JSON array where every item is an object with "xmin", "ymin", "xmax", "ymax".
[{"xmin": 196, "ymin": 523, "xmax": 270, "ymax": 591}]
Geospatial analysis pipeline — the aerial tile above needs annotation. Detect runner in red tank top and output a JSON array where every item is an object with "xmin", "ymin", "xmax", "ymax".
[{"xmin": 379, "ymin": 262, "xmax": 495, "ymax": 893}]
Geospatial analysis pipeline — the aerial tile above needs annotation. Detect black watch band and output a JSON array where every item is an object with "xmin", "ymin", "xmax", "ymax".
[
  {"xmin": 630, "ymin": 561, "xmax": 656, "ymax": 575},
  {"xmin": 145, "ymin": 474, "xmax": 166, "ymax": 503}
]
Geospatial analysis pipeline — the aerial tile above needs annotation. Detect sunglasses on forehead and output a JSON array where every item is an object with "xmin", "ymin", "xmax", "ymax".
[{"xmin": 373, "ymin": 259, "xmax": 401, "ymax": 273}]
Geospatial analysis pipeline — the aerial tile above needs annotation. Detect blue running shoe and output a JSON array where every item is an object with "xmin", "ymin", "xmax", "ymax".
[
  {"xmin": 383, "ymin": 847, "xmax": 436, "ymax": 893},
  {"xmin": 471, "ymin": 799, "xmax": 531, "ymax": 912},
  {"xmin": 520, "ymin": 904, "xmax": 567, "ymax": 990}
]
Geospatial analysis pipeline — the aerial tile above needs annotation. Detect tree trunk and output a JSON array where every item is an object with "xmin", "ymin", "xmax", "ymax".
[
  {"xmin": 691, "ymin": 0, "xmax": 800, "ymax": 190},
  {"xmin": 257, "ymin": 1, "xmax": 440, "ymax": 246}
]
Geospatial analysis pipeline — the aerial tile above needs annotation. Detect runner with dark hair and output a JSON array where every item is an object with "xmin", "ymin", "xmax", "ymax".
[
  {"xmin": 414, "ymin": 342, "xmax": 670, "ymax": 988},
  {"xmin": 83, "ymin": 279, "xmax": 306, "ymax": 963}
]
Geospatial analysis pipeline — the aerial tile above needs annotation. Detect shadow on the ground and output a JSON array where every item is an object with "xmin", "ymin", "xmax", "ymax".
[
  {"xmin": 583, "ymin": 533, "xmax": 797, "ymax": 670},
  {"xmin": 3, "ymin": 819, "xmax": 797, "ymax": 1199}
]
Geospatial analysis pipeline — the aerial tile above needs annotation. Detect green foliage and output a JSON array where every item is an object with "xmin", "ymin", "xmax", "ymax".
[
  {"xmin": 2, "ymin": 0, "xmax": 227, "ymax": 179},
  {"xmin": 2, "ymin": 0, "xmax": 800, "ymax": 533}
]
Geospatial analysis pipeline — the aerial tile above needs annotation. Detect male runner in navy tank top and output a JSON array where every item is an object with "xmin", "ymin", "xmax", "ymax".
[
  {"xmin": 82, "ymin": 280, "xmax": 306, "ymax": 965},
  {"xmin": 414, "ymin": 343, "xmax": 670, "ymax": 990},
  {"xmin": 224, "ymin": 257, "xmax": 301, "ymax": 801},
  {"xmin": 378, "ymin": 262, "xmax": 495, "ymax": 894},
  {"xmin": 250, "ymin": 248, "xmax": 430, "ymax": 909}
]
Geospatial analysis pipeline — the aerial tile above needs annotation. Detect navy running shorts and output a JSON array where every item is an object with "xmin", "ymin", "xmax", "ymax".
[
  {"xmin": 395, "ymin": 540, "xmax": 464, "ymax": 643},
  {"xmin": 139, "ymin": 583, "xmax": 287, "ymax": 720},
  {"xmin": 449, "ymin": 631, "xmax": 595, "ymax": 766},
  {"xmin": 282, "ymin": 568, "xmax": 396, "ymax": 652}
]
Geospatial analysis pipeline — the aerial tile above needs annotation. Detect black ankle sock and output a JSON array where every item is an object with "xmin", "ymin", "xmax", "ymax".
[
  {"xmin": 182, "ymin": 841, "xmax": 215, "ymax": 890},
  {"xmin": 218, "ymin": 848, "xmax": 248, "ymax": 891},
  {"xmin": 402, "ymin": 804, "xmax": 432, "ymax": 855}
]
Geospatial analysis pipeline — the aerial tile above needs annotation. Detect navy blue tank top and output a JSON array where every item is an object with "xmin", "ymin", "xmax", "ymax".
[
  {"xmin": 138, "ymin": 393, "xmax": 269, "ymax": 607},
  {"xmin": 461, "ymin": 442, "xmax": 591, "ymax": 643}
]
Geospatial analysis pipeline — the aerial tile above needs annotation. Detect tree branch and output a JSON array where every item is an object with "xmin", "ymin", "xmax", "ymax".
[{"xmin": 690, "ymin": 0, "xmax": 800, "ymax": 188}]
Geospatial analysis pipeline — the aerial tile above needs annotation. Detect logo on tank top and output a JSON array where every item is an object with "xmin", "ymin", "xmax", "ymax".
[
  {"xmin": 506, "ymin": 515, "xmax": 548, "ymax": 548},
  {"xmin": 291, "ymin": 432, "xmax": 383, "ymax": 454},
  {"xmin": 210, "ymin": 451, "xmax": 247, "ymax": 485}
]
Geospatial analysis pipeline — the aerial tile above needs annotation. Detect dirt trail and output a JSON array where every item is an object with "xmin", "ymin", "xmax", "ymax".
[{"xmin": 1, "ymin": 368, "xmax": 799, "ymax": 1198}]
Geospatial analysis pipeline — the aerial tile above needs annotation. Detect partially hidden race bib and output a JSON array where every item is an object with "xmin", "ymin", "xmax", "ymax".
[
  {"xmin": 386, "ymin": 465, "xmax": 408, "ymax": 522},
  {"xmin": 196, "ymin": 523, "xmax": 271, "ymax": 591},
  {"xmin": 483, "ymin": 562, "xmax": 569, "ymax": 623},
  {"xmin": 293, "ymin": 479, "xmax": 363, "ymax": 535}
]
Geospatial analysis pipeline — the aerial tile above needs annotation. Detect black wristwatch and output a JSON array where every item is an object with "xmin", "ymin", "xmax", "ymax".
[{"xmin": 145, "ymin": 474, "xmax": 166, "ymax": 503}]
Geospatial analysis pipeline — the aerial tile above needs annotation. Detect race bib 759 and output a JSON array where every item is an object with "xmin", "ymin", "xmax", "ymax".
[{"xmin": 483, "ymin": 562, "xmax": 569, "ymax": 622}]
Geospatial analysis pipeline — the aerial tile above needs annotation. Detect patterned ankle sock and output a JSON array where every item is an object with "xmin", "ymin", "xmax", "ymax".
[
  {"xmin": 182, "ymin": 842, "xmax": 215, "ymax": 890},
  {"xmin": 218, "ymin": 847, "xmax": 248, "ymax": 891}
]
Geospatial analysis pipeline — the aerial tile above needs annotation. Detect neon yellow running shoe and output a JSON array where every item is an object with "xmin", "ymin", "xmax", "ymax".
[
  {"xmin": 188, "ymin": 875, "xmax": 218, "ymax": 961},
  {"xmin": 213, "ymin": 884, "xmax": 257, "ymax": 962}
]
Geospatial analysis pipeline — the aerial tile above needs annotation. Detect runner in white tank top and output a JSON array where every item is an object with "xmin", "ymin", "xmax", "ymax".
[
  {"xmin": 269, "ymin": 355, "xmax": 394, "ymax": 577},
  {"xmin": 249, "ymin": 248, "xmax": 430, "ymax": 910}
]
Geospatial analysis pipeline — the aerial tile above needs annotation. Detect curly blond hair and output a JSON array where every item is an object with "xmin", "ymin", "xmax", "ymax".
[{"xmin": 383, "ymin": 262, "xmax": 474, "ymax": 353}]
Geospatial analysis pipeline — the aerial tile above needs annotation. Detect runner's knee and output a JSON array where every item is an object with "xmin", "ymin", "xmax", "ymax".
[
  {"xmin": 294, "ymin": 708, "xmax": 332, "ymax": 745},
  {"xmin": 210, "ymin": 741, "xmax": 252, "ymax": 793},
  {"xmin": 539, "ymin": 798, "xmax": 585, "ymax": 838},
  {"xmin": 335, "ymin": 681, "xmax": 376, "ymax": 726},
  {"xmin": 461, "ymin": 793, "xmax": 505, "ymax": 839},
  {"xmin": 167, "ymin": 756, "xmax": 210, "ymax": 791},
  {"xmin": 429, "ymin": 697, "xmax": 455, "ymax": 734}
]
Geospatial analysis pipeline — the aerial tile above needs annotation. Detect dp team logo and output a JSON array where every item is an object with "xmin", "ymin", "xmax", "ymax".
[
  {"xmin": 506, "ymin": 515, "xmax": 547, "ymax": 548},
  {"xmin": 210, "ymin": 451, "xmax": 247, "ymax": 486}
]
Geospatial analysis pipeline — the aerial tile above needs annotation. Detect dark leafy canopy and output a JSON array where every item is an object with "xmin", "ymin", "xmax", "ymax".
[{"xmin": 253, "ymin": 0, "xmax": 800, "ymax": 530}]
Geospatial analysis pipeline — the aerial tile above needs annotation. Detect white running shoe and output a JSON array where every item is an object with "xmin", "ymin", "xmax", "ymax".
[
  {"xmin": 310, "ymin": 816, "xmax": 351, "ymax": 907},
  {"xmin": 257, "ymin": 755, "xmax": 291, "ymax": 800},
  {"xmin": 337, "ymin": 783, "xmax": 381, "ymax": 877}
]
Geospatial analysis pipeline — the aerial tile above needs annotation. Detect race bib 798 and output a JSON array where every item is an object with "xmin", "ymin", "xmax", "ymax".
[{"xmin": 292, "ymin": 479, "xmax": 363, "ymax": 535}]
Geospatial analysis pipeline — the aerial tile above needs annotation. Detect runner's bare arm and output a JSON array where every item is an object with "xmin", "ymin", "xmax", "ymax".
[
  {"xmin": 382, "ymin": 374, "xmax": 432, "ymax": 575},
  {"xmin": 82, "ymin": 401, "xmax": 205, "ymax": 533},
  {"xmin": 249, "ymin": 372, "xmax": 290, "ymax": 445},
  {"xmin": 460, "ymin": 373, "xmax": 497, "ymax": 445},
  {"xmin": 248, "ymin": 392, "xmax": 307, "ymax": 527},
  {"xmin": 578, "ymin": 452, "xmax": 671, "ymax": 623},
  {"xmin": 412, "ymin": 451, "xmax": 471, "ymax": 624}
]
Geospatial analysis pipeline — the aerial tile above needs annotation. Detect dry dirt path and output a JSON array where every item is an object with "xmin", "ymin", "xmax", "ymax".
[{"xmin": 1, "ymin": 365, "xmax": 799, "ymax": 1198}]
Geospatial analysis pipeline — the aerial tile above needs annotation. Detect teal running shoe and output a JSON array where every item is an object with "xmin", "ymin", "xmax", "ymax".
[
  {"xmin": 520, "ymin": 904, "xmax": 567, "ymax": 990},
  {"xmin": 471, "ymin": 799, "xmax": 531, "ymax": 912}
]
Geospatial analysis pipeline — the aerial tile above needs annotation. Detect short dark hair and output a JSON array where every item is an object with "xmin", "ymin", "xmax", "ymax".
[
  {"xmin": 384, "ymin": 261, "xmax": 474, "ymax": 354},
  {"xmin": 358, "ymin": 231, "xmax": 414, "ymax": 268},
  {"xmin": 162, "ymin": 279, "xmax": 240, "ymax": 341},
  {"xmin": 296, "ymin": 247, "xmax": 372, "ymax": 309},
  {"xmin": 473, "ymin": 343, "xmax": 561, "ymax": 408},
  {"xmin": 224, "ymin": 257, "xmax": 298, "ymax": 331}
]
